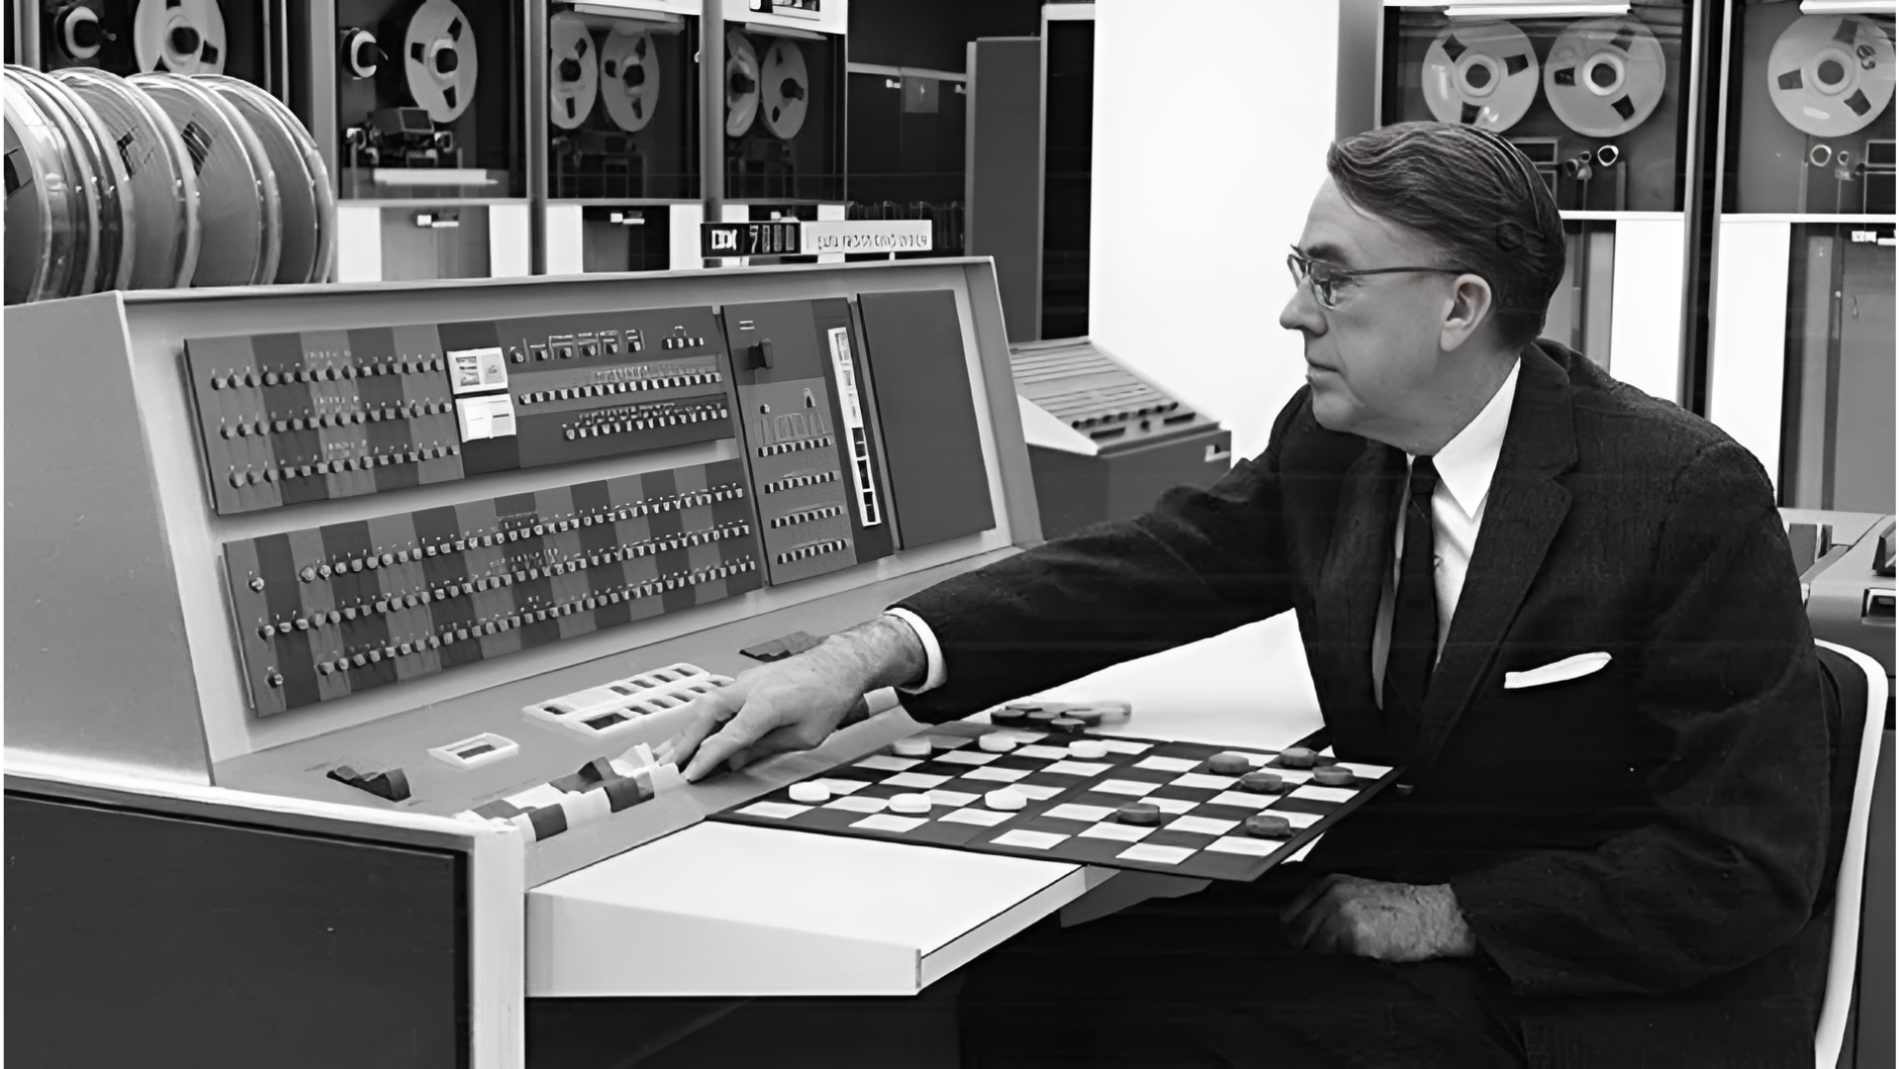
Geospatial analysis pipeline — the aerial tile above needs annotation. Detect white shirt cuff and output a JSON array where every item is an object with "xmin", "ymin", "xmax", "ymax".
[{"xmin": 881, "ymin": 607, "xmax": 947, "ymax": 694}]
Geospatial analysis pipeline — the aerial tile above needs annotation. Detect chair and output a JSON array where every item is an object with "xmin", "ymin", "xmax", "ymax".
[{"xmin": 1813, "ymin": 640, "xmax": 1890, "ymax": 1069}]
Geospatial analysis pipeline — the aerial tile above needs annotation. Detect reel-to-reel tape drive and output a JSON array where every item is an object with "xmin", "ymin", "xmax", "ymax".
[
  {"xmin": 1392, "ymin": 7, "xmax": 1688, "ymax": 211},
  {"xmin": 33, "ymin": 0, "xmax": 272, "ymax": 89},
  {"xmin": 545, "ymin": 5, "xmax": 699, "ymax": 201},
  {"xmin": 723, "ymin": 19, "xmax": 842, "ymax": 202},
  {"xmin": 333, "ymin": 0, "xmax": 523, "ymax": 197},
  {"xmin": 1733, "ymin": 6, "xmax": 1895, "ymax": 215}
]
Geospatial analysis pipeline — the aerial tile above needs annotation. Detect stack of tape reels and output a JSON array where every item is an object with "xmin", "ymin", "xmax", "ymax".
[
  {"xmin": 545, "ymin": 4, "xmax": 698, "ymax": 202},
  {"xmin": 4, "ymin": 64, "xmax": 335, "ymax": 304},
  {"xmin": 1758, "ymin": 10, "xmax": 1896, "ymax": 214}
]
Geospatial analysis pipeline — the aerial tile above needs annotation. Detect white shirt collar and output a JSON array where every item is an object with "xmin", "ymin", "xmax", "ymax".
[{"xmin": 1419, "ymin": 357, "xmax": 1521, "ymax": 521}]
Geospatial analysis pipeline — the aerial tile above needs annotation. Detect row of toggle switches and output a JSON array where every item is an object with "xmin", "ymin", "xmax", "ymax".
[
  {"xmin": 290, "ymin": 559, "xmax": 760, "ymax": 682},
  {"xmin": 206, "ymin": 357, "xmax": 447, "ymax": 389},
  {"xmin": 217, "ymin": 399, "xmax": 455, "ymax": 436},
  {"xmin": 757, "ymin": 435, "xmax": 834, "ymax": 458},
  {"xmin": 228, "ymin": 444, "xmax": 459, "ymax": 487},
  {"xmin": 517, "ymin": 371, "xmax": 721, "ymax": 406}
]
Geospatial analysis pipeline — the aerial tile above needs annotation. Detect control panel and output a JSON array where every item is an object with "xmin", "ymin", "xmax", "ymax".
[
  {"xmin": 224, "ymin": 459, "xmax": 760, "ymax": 715},
  {"xmin": 186, "ymin": 307, "xmax": 736, "ymax": 515}
]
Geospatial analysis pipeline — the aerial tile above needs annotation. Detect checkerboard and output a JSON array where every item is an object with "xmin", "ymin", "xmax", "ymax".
[{"xmin": 711, "ymin": 720, "xmax": 1399, "ymax": 882}]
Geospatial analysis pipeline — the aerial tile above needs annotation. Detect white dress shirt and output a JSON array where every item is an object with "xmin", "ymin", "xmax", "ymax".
[
  {"xmin": 1371, "ymin": 358, "xmax": 1520, "ymax": 700},
  {"xmin": 889, "ymin": 359, "xmax": 1522, "ymax": 697}
]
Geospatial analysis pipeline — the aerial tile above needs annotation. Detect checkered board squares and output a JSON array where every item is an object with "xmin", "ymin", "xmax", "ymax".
[{"xmin": 712, "ymin": 722, "xmax": 1399, "ymax": 882}]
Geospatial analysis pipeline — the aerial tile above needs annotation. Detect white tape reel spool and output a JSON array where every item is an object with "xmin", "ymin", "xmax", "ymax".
[
  {"xmin": 1422, "ymin": 21, "xmax": 1540, "ymax": 132},
  {"xmin": 133, "ymin": 0, "xmax": 228, "ymax": 75},
  {"xmin": 600, "ymin": 26, "xmax": 659, "ymax": 133},
  {"xmin": 8, "ymin": 68, "xmax": 111, "ymax": 297},
  {"xmin": 1544, "ymin": 17, "xmax": 1667, "ymax": 138},
  {"xmin": 759, "ymin": 36, "xmax": 810, "ymax": 140},
  {"xmin": 2, "ymin": 78, "xmax": 83, "ymax": 303},
  {"xmin": 1768, "ymin": 14, "xmax": 1896, "ymax": 138},
  {"xmin": 549, "ymin": 12, "xmax": 598, "ymax": 131},
  {"xmin": 725, "ymin": 29, "xmax": 760, "ymax": 137},
  {"xmin": 55, "ymin": 68, "xmax": 202, "ymax": 289},
  {"xmin": 401, "ymin": 0, "xmax": 479, "ymax": 123},
  {"xmin": 130, "ymin": 72, "xmax": 281, "ymax": 286},
  {"xmin": 202, "ymin": 75, "xmax": 334, "ymax": 284}
]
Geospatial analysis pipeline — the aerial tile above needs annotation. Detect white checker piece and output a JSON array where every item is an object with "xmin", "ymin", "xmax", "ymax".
[
  {"xmin": 937, "ymin": 750, "xmax": 998, "ymax": 766},
  {"xmin": 1044, "ymin": 803, "xmax": 1118, "ymax": 822},
  {"xmin": 992, "ymin": 829, "xmax": 1069, "ymax": 850},
  {"xmin": 853, "ymin": 813, "xmax": 927, "ymax": 833},
  {"xmin": 1014, "ymin": 745, "xmax": 1073, "ymax": 760},
  {"xmin": 737, "ymin": 801, "xmax": 810, "ymax": 820},
  {"xmin": 884, "ymin": 771, "xmax": 952, "ymax": 789},
  {"xmin": 995, "ymin": 729, "xmax": 1049, "ymax": 744},
  {"xmin": 1093, "ymin": 778, "xmax": 1160, "ymax": 797},
  {"xmin": 939, "ymin": 808, "xmax": 1011, "ymax": 827},
  {"xmin": 1205, "ymin": 836, "xmax": 1278, "ymax": 857},
  {"xmin": 1170, "ymin": 773, "xmax": 1238, "ymax": 790},
  {"xmin": 1117, "ymin": 843, "xmax": 1195, "ymax": 865},
  {"xmin": 1134, "ymin": 756, "xmax": 1199, "ymax": 773},
  {"xmin": 1291, "ymin": 785, "xmax": 1357, "ymax": 804},
  {"xmin": 1165, "ymin": 814, "xmax": 1239, "ymax": 837},
  {"xmin": 962, "ymin": 766, "xmax": 1029, "ymax": 783},
  {"xmin": 825, "ymin": 795, "xmax": 887, "ymax": 813},
  {"xmin": 929, "ymin": 789, "xmax": 979, "ymax": 807},
  {"xmin": 1043, "ymin": 760, "xmax": 1112, "ymax": 777},
  {"xmin": 856, "ymin": 754, "xmax": 920, "ymax": 772},
  {"xmin": 1079, "ymin": 822, "xmax": 1151, "ymax": 842}
]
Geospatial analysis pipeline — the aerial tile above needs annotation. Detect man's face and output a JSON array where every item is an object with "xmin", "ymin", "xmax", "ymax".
[{"xmin": 1279, "ymin": 177, "xmax": 1469, "ymax": 444}]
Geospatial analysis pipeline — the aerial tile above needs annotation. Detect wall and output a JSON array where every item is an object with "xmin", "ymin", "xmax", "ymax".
[
  {"xmin": 1090, "ymin": 0, "xmax": 1341, "ymax": 460},
  {"xmin": 849, "ymin": 0, "xmax": 1045, "ymax": 72}
]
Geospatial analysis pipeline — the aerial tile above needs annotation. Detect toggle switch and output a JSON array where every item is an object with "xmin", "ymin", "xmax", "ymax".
[{"xmin": 750, "ymin": 339, "xmax": 775, "ymax": 370}]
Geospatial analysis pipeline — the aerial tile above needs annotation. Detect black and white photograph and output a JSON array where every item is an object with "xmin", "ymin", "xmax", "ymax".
[{"xmin": 2, "ymin": 1, "xmax": 1893, "ymax": 1066}]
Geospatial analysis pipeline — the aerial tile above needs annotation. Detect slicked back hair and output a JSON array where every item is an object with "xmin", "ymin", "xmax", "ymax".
[{"xmin": 1326, "ymin": 121, "xmax": 1566, "ymax": 350}]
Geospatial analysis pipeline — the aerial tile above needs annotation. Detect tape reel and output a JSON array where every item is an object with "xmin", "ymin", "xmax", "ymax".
[
  {"xmin": 133, "ymin": 0, "xmax": 227, "ymax": 75},
  {"xmin": 600, "ymin": 26, "xmax": 659, "ymax": 133},
  {"xmin": 1421, "ymin": 21, "xmax": 1540, "ymax": 132},
  {"xmin": 130, "ymin": 72, "xmax": 280, "ymax": 287},
  {"xmin": 1544, "ymin": 17, "xmax": 1667, "ymax": 138},
  {"xmin": 759, "ymin": 36, "xmax": 810, "ymax": 140},
  {"xmin": 9, "ymin": 67, "xmax": 118, "ymax": 297},
  {"xmin": 3, "ymin": 73, "xmax": 84, "ymax": 304},
  {"xmin": 54, "ymin": 67, "xmax": 202, "ymax": 289},
  {"xmin": 549, "ymin": 12, "xmax": 598, "ymax": 131},
  {"xmin": 400, "ymin": 0, "xmax": 479, "ymax": 124},
  {"xmin": 202, "ymin": 75, "xmax": 334, "ymax": 284},
  {"xmin": 1767, "ymin": 14, "xmax": 1895, "ymax": 138},
  {"xmin": 725, "ymin": 29, "xmax": 760, "ymax": 137}
]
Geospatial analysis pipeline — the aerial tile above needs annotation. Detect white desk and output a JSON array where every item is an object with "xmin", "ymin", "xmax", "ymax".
[{"xmin": 527, "ymin": 611, "xmax": 1324, "ymax": 996}]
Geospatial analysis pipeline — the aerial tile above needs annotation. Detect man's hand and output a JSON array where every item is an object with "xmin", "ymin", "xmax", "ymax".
[
  {"xmin": 1280, "ymin": 874, "xmax": 1479, "ymax": 963},
  {"xmin": 672, "ymin": 615, "xmax": 928, "ymax": 782}
]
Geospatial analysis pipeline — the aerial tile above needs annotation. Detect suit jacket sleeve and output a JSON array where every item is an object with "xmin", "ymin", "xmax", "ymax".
[
  {"xmin": 1450, "ymin": 441, "xmax": 1829, "ymax": 997},
  {"xmin": 892, "ymin": 393, "xmax": 1309, "ymax": 723}
]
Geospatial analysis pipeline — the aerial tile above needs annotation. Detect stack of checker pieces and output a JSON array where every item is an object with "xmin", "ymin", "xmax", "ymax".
[{"xmin": 713, "ymin": 718, "xmax": 1399, "ymax": 882}]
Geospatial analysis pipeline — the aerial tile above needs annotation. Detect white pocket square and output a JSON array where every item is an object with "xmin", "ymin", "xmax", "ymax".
[{"xmin": 1503, "ymin": 651, "xmax": 1612, "ymax": 690}]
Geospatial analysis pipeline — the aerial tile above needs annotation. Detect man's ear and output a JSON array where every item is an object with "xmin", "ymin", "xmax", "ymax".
[{"xmin": 1441, "ymin": 273, "xmax": 1495, "ymax": 352}]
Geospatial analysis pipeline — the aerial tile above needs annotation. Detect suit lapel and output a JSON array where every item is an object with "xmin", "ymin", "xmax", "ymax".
[
  {"xmin": 1313, "ymin": 440, "xmax": 1404, "ymax": 749},
  {"xmin": 1408, "ymin": 346, "xmax": 1580, "ymax": 781}
]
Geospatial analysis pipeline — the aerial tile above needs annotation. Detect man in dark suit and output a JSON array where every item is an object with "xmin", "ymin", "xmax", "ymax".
[{"xmin": 675, "ymin": 123, "xmax": 1829, "ymax": 1067}]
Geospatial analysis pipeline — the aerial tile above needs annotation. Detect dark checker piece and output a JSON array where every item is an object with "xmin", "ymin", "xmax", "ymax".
[
  {"xmin": 1048, "ymin": 717, "xmax": 1087, "ymax": 735},
  {"xmin": 1063, "ymin": 708, "xmax": 1104, "ymax": 726},
  {"xmin": 1276, "ymin": 746, "xmax": 1318, "ymax": 769},
  {"xmin": 1025, "ymin": 710, "xmax": 1061, "ymax": 724},
  {"xmin": 1239, "ymin": 770, "xmax": 1285, "ymax": 793},
  {"xmin": 990, "ymin": 707, "xmax": 1032, "ymax": 727},
  {"xmin": 1312, "ymin": 766, "xmax": 1356, "ymax": 787},
  {"xmin": 1117, "ymin": 802, "xmax": 1162, "ymax": 826},
  {"xmin": 1245, "ymin": 813, "xmax": 1292, "ymax": 839},
  {"xmin": 1207, "ymin": 752, "xmax": 1252, "ymax": 775}
]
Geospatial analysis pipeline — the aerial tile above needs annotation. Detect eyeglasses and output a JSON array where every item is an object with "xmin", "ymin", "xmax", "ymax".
[{"xmin": 1286, "ymin": 248, "xmax": 1473, "ymax": 310}]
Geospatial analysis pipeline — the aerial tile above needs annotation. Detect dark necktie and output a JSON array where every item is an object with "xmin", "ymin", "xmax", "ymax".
[{"xmin": 1383, "ymin": 455, "xmax": 1439, "ymax": 724}]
